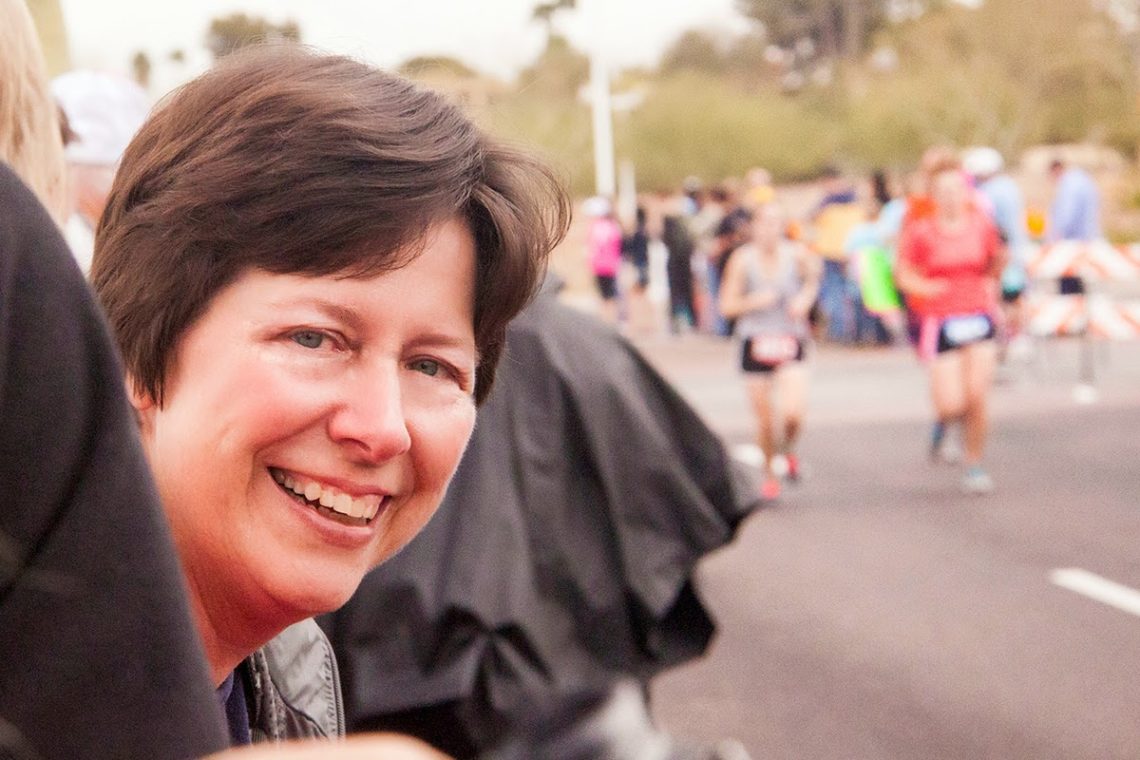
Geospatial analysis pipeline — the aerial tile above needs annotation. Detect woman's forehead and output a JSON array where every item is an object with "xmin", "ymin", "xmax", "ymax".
[{"xmin": 932, "ymin": 170, "xmax": 965, "ymax": 189}]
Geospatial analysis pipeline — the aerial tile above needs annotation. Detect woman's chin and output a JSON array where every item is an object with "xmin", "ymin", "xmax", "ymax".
[{"xmin": 256, "ymin": 569, "xmax": 364, "ymax": 626}]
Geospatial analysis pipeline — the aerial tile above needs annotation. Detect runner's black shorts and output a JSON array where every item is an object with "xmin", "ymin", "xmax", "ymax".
[
  {"xmin": 595, "ymin": 274, "xmax": 618, "ymax": 300},
  {"xmin": 1001, "ymin": 286, "xmax": 1025, "ymax": 304},
  {"xmin": 741, "ymin": 335, "xmax": 806, "ymax": 374}
]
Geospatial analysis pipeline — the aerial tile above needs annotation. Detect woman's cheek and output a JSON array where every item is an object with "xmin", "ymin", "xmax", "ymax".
[
  {"xmin": 236, "ymin": 373, "xmax": 326, "ymax": 443},
  {"xmin": 421, "ymin": 399, "xmax": 477, "ymax": 484}
]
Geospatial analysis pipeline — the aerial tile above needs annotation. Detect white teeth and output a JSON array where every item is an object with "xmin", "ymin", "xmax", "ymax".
[
  {"xmin": 272, "ymin": 468, "xmax": 384, "ymax": 522},
  {"xmin": 360, "ymin": 496, "xmax": 383, "ymax": 519},
  {"xmin": 334, "ymin": 493, "xmax": 353, "ymax": 514}
]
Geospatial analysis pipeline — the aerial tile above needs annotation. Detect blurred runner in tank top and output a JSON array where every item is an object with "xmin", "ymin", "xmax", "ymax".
[{"xmin": 719, "ymin": 204, "xmax": 822, "ymax": 501}]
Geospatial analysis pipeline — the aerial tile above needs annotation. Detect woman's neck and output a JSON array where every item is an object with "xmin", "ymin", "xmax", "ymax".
[
  {"xmin": 937, "ymin": 206, "xmax": 967, "ymax": 231},
  {"xmin": 752, "ymin": 239, "xmax": 779, "ymax": 258},
  {"xmin": 184, "ymin": 567, "xmax": 283, "ymax": 686}
]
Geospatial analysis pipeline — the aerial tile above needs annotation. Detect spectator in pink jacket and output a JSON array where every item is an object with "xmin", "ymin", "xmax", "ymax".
[{"xmin": 585, "ymin": 196, "xmax": 624, "ymax": 324}]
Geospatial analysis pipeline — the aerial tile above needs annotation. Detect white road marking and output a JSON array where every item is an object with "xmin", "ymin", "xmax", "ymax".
[{"xmin": 1050, "ymin": 568, "xmax": 1140, "ymax": 619}]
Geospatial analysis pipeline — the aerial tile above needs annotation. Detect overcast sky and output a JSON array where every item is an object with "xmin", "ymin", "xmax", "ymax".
[{"xmin": 62, "ymin": 0, "xmax": 750, "ymax": 83}]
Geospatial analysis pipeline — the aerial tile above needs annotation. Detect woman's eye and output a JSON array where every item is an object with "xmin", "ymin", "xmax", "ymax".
[
  {"xmin": 291, "ymin": 330, "xmax": 326, "ymax": 349},
  {"xmin": 410, "ymin": 359, "xmax": 441, "ymax": 377}
]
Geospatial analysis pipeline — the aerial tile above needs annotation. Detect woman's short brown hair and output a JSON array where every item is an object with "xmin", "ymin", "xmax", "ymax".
[{"xmin": 92, "ymin": 46, "xmax": 569, "ymax": 404}]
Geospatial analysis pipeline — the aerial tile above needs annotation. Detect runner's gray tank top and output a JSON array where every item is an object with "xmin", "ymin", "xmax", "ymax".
[{"xmin": 734, "ymin": 242, "xmax": 807, "ymax": 339}]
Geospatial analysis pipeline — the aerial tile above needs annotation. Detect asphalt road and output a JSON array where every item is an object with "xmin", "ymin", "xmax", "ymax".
[{"xmin": 634, "ymin": 334, "xmax": 1140, "ymax": 760}]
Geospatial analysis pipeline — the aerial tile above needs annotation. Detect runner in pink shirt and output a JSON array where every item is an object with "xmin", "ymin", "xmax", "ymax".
[{"xmin": 897, "ymin": 158, "xmax": 1005, "ymax": 495}]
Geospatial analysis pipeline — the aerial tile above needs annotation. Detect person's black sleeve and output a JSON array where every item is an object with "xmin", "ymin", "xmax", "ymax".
[{"xmin": 0, "ymin": 164, "xmax": 228, "ymax": 760}]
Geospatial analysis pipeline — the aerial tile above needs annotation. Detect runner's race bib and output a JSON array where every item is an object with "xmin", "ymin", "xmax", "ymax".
[
  {"xmin": 749, "ymin": 334, "xmax": 799, "ymax": 365},
  {"xmin": 942, "ymin": 315, "xmax": 993, "ymax": 348}
]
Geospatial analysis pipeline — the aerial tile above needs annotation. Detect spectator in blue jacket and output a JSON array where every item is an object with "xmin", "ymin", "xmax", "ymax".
[{"xmin": 1048, "ymin": 159, "xmax": 1102, "ymax": 295}]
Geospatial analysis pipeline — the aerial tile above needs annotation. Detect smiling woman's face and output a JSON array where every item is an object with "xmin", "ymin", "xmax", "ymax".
[
  {"xmin": 751, "ymin": 205, "xmax": 785, "ymax": 248},
  {"xmin": 132, "ymin": 218, "xmax": 478, "ymax": 628},
  {"xmin": 931, "ymin": 169, "xmax": 968, "ymax": 215}
]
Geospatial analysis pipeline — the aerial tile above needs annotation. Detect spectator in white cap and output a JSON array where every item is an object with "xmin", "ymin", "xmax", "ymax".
[
  {"xmin": 52, "ymin": 70, "xmax": 149, "ymax": 273},
  {"xmin": 962, "ymin": 146, "xmax": 1031, "ymax": 357}
]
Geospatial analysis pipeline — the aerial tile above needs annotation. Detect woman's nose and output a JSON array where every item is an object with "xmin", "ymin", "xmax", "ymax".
[{"xmin": 326, "ymin": 366, "xmax": 412, "ymax": 465}]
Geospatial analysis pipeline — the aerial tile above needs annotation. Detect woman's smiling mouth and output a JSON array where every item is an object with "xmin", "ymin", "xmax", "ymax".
[{"xmin": 270, "ymin": 467, "xmax": 386, "ymax": 526}]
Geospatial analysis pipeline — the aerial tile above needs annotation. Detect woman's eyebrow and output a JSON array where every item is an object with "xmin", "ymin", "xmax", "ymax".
[
  {"xmin": 408, "ymin": 333, "xmax": 481, "ymax": 364},
  {"xmin": 272, "ymin": 297, "xmax": 366, "ymax": 332},
  {"xmin": 273, "ymin": 297, "xmax": 479, "ymax": 360}
]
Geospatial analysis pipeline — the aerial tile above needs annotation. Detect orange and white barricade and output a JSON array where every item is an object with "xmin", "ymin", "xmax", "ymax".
[
  {"xmin": 1025, "ymin": 240, "xmax": 1140, "ymax": 282},
  {"xmin": 1088, "ymin": 298, "xmax": 1140, "ymax": 339},
  {"xmin": 1027, "ymin": 294, "xmax": 1140, "ymax": 339},
  {"xmin": 1024, "ymin": 241, "xmax": 1140, "ymax": 340}
]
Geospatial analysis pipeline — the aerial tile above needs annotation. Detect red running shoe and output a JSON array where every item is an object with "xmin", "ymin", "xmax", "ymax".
[
  {"xmin": 761, "ymin": 478, "xmax": 782, "ymax": 501},
  {"xmin": 785, "ymin": 453, "xmax": 801, "ymax": 483}
]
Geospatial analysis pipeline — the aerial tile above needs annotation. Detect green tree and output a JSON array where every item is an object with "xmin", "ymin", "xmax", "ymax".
[
  {"xmin": 482, "ymin": 93, "xmax": 593, "ymax": 193},
  {"xmin": 479, "ymin": 0, "xmax": 1140, "ymax": 192},
  {"xmin": 659, "ymin": 30, "xmax": 726, "ymax": 75},
  {"xmin": 205, "ymin": 13, "xmax": 301, "ymax": 60},
  {"xmin": 735, "ymin": 0, "xmax": 873, "ymax": 60},
  {"xmin": 659, "ymin": 29, "xmax": 777, "ymax": 91},
  {"xmin": 876, "ymin": 0, "xmax": 1137, "ymax": 154},
  {"xmin": 618, "ymin": 73, "xmax": 840, "ymax": 187},
  {"xmin": 532, "ymin": 0, "xmax": 576, "ymax": 43},
  {"xmin": 398, "ymin": 55, "xmax": 478, "ymax": 79},
  {"xmin": 517, "ymin": 34, "xmax": 589, "ymax": 98},
  {"xmin": 734, "ymin": 0, "xmax": 952, "ymax": 60}
]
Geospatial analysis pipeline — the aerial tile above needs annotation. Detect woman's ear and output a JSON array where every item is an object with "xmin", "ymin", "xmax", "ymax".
[{"xmin": 125, "ymin": 377, "xmax": 156, "ymax": 435}]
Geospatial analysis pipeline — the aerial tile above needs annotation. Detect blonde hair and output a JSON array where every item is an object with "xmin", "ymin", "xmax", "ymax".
[{"xmin": 0, "ymin": 0, "xmax": 68, "ymax": 222}]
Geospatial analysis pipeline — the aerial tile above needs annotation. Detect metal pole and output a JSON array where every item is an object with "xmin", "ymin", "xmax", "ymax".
[
  {"xmin": 1073, "ymin": 266, "xmax": 1098, "ymax": 404},
  {"xmin": 1079, "ymin": 296, "xmax": 1095, "ymax": 384},
  {"xmin": 589, "ymin": 52, "xmax": 616, "ymax": 197},
  {"xmin": 617, "ymin": 159, "xmax": 637, "ymax": 226}
]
